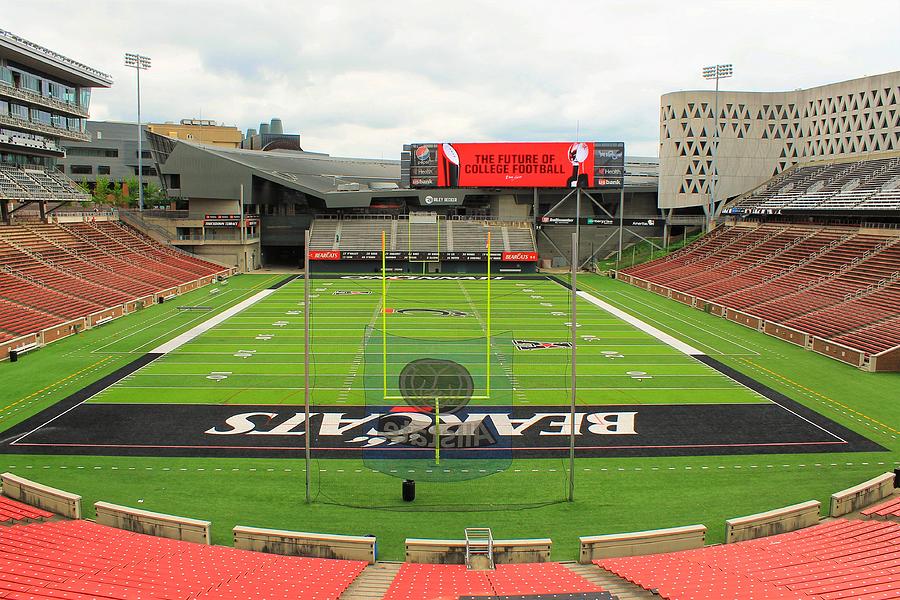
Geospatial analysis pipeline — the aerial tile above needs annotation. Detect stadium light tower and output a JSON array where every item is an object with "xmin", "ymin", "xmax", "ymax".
[
  {"xmin": 702, "ymin": 63, "xmax": 732, "ymax": 232},
  {"xmin": 125, "ymin": 53, "xmax": 151, "ymax": 211}
]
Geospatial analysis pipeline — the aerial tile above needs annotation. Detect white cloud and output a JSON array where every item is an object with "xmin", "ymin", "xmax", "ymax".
[{"xmin": 9, "ymin": 0, "xmax": 900, "ymax": 159}]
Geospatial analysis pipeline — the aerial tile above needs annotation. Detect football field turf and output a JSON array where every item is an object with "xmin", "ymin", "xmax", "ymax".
[
  {"xmin": 0, "ymin": 273, "xmax": 897, "ymax": 560},
  {"xmin": 92, "ymin": 276, "xmax": 763, "ymax": 406}
]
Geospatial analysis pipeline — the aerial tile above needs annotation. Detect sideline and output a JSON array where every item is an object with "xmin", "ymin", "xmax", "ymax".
[{"xmin": 576, "ymin": 290, "xmax": 704, "ymax": 356}]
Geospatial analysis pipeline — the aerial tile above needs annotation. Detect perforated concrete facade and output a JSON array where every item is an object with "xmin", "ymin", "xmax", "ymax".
[{"xmin": 659, "ymin": 71, "xmax": 900, "ymax": 210}]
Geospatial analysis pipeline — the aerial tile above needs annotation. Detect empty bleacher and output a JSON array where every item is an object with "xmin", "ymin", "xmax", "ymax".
[
  {"xmin": 0, "ymin": 164, "xmax": 89, "ymax": 203},
  {"xmin": 0, "ymin": 495, "xmax": 53, "ymax": 523},
  {"xmin": 730, "ymin": 156, "xmax": 900, "ymax": 214},
  {"xmin": 336, "ymin": 218, "xmax": 393, "ymax": 251},
  {"xmin": 383, "ymin": 562, "xmax": 610, "ymax": 600},
  {"xmin": 622, "ymin": 223, "xmax": 900, "ymax": 359},
  {"xmin": 861, "ymin": 496, "xmax": 900, "ymax": 521},
  {"xmin": 598, "ymin": 519, "xmax": 900, "ymax": 600},
  {"xmin": 0, "ymin": 220, "xmax": 227, "ymax": 349},
  {"xmin": 0, "ymin": 519, "xmax": 366, "ymax": 600},
  {"xmin": 308, "ymin": 216, "xmax": 536, "ymax": 254}
]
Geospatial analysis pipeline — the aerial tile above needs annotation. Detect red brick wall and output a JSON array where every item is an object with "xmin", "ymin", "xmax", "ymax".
[
  {"xmin": 764, "ymin": 323, "xmax": 809, "ymax": 347},
  {"xmin": 42, "ymin": 320, "xmax": 84, "ymax": 343},
  {"xmin": 726, "ymin": 309, "xmax": 762, "ymax": 330},
  {"xmin": 811, "ymin": 337, "xmax": 864, "ymax": 367}
]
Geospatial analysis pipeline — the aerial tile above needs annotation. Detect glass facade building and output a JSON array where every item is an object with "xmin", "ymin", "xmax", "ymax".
[{"xmin": 0, "ymin": 29, "xmax": 110, "ymax": 170}]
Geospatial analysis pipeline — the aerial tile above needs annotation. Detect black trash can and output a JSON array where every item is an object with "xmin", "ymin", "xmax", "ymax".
[
  {"xmin": 402, "ymin": 479, "xmax": 416, "ymax": 502},
  {"xmin": 894, "ymin": 468, "xmax": 900, "ymax": 488}
]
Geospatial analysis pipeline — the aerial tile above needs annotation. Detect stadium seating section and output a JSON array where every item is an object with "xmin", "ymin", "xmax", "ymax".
[
  {"xmin": 0, "ymin": 220, "xmax": 226, "ymax": 343},
  {"xmin": 861, "ymin": 496, "xmax": 900, "ymax": 521},
  {"xmin": 0, "ymin": 495, "xmax": 53, "ymax": 523},
  {"xmin": 623, "ymin": 223, "xmax": 900, "ymax": 356},
  {"xmin": 598, "ymin": 519, "xmax": 900, "ymax": 600},
  {"xmin": 383, "ymin": 562, "xmax": 609, "ymax": 600},
  {"xmin": 0, "ymin": 165, "xmax": 87, "ymax": 202},
  {"xmin": 0, "ymin": 519, "xmax": 366, "ymax": 599},
  {"xmin": 309, "ymin": 217, "xmax": 536, "ymax": 254},
  {"xmin": 729, "ymin": 156, "xmax": 900, "ymax": 214}
]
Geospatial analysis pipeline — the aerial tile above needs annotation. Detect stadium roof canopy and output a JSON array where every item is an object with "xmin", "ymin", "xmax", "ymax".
[
  {"xmin": 0, "ymin": 29, "xmax": 112, "ymax": 87},
  {"xmin": 147, "ymin": 133, "xmax": 657, "ymax": 208}
]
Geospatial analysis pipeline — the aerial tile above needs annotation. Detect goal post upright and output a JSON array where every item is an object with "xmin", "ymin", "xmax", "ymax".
[
  {"xmin": 486, "ymin": 231, "xmax": 491, "ymax": 396},
  {"xmin": 382, "ymin": 229, "xmax": 388, "ymax": 398}
]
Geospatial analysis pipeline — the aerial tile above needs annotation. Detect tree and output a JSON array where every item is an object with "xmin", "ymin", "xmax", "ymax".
[
  {"xmin": 93, "ymin": 176, "xmax": 111, "ymax": 204},
  {"xmin": 145, "ymin": 181, "xmax": 168, "ymax": 208},
  {"xmin": 111, "ymin": 180, "xmax": 124, "ymax": 206},
  {"xmin": 123, "ymin": 175, "xmax": 139, "ymax": 207}
]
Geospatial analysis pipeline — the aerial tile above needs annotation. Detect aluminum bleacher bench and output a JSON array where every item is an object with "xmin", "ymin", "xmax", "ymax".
[{"xmin": 9, "ymin": 342, "xmax": 40, "ymax": 362}]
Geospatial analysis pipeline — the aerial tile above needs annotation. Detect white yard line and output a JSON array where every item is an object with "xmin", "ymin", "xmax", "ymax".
[
  {"xmin": 150, "ymin": 289, "xmax": 277, "ymax": 354},
  {"xmin": 576, "ymin": 290, "xmax": 704, "ymax": 356}
]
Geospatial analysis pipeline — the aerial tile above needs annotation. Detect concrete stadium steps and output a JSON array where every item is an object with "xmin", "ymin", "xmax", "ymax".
[
  {"xmin": 339, "ymin": 562, "xmax": 403, "ymax": 600},
  {"xmin": 308, "ymin": 218, "xmax": 537, "ymax": 254},
  {"xmin": 563, "ymin": 562, "xmax": 656, "ymax": 600}
]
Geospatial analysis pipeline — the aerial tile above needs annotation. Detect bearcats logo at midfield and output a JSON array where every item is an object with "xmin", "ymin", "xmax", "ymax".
[{"xmin": 513, "ymin": 339, "xmax": 573, "ymax": 351}]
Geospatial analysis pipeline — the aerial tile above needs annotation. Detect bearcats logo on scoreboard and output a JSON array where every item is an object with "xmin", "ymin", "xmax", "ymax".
[{"xmin": 513, "ymin": 340, "xmax": 573, "ymax": 351}]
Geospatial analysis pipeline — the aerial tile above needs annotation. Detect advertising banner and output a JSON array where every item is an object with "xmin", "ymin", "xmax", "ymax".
[
  {"xmin": 307, "ymin": 250, "xmax": 341, "ymax": 260},
  {"xmin": 538, "ymin": 216, "xmax": 664, "ymax": 227},
  {"xmin": 307, "ymin": 250, "xmax": 539, "ymax": 262},
  {"xmin": 408, "ymin": 142, "xmax": 625, "ymax": 189}
]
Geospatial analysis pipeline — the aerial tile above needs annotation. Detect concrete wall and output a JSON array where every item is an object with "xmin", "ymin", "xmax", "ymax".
[
  {"xmin": 660, "ymin": 71, "xmax": 900, "ymax": 209},
  {"xmin": 579, "ymin": 525, "xmax": 706, "ymax": 562},
  {"xmin": 726, "ymin": 500, "xmax": 821, "ymax": 543},
  {"xmin": 233, "ymin": 526, "xmax": 375, "ymax": 563},
  {"xmin": 94, "ymin": 501, "xmax": 210, "ymax": 544},
  {"xmin": 405, "ymin": 538, "xmax": 552, "ymax": 564}
]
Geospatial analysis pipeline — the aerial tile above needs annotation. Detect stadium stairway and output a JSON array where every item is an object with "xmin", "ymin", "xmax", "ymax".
[
  {"xmin": 564, "ymin": 562, "xmax": 656, "ymax": 600},
  {"xmin": 381, "ymin": 562, "xmax": 614, "ymax": 600},
  {"xmin": 338, "ymin": 562, "xmax": 402, "ymax": 600}
]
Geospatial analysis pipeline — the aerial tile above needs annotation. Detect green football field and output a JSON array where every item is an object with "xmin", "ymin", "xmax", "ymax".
[
  {"xmin": 0, "ymin": 272, "xmax": 897, "ymax": 561},
  {"xmin": 91, "ymin": 276, "xmax": 763, "ymax": 407}
]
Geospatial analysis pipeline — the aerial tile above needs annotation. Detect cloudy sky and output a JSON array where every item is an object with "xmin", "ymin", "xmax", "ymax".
[{"xmin": 10, "ymin": 0, "xmax": 900, "ymax": 159}]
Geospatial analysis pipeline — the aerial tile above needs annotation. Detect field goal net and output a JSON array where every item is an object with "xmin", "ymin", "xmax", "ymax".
[
  {"xmin": 360, "ymin": 232, "xmax": 515, "ymax": 482},
  {"xmin": 405, "ymin": 212, "xmax": 441, "ymax": 264}
]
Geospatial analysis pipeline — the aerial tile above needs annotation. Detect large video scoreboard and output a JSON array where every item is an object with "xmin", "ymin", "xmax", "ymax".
[{"xmin": 402, "ymin": 141, "xmax": 624, "ymax": 189}]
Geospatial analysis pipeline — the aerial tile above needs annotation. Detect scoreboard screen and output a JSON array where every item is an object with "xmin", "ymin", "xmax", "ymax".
[{"xmin": 402, "ymin": 141, "xmax": 624, "ymax": 189}]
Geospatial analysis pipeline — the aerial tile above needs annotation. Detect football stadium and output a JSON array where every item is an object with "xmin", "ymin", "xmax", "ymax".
[{"xmin": 0, "ymin": 8, "xmax": 899, "ymax": 600}]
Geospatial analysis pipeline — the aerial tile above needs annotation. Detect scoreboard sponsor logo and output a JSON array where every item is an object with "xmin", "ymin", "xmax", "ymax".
[
  {"xmin": 540, "ymin": 216, "xmax": 576, "ymax": 225},
  {"xmin": 414, "ymin": 145, "xmax": 431, "ymax": 162},
  {"xmin": 423, "ymin": 194, "xmax": 460, "ymax": 205}
]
